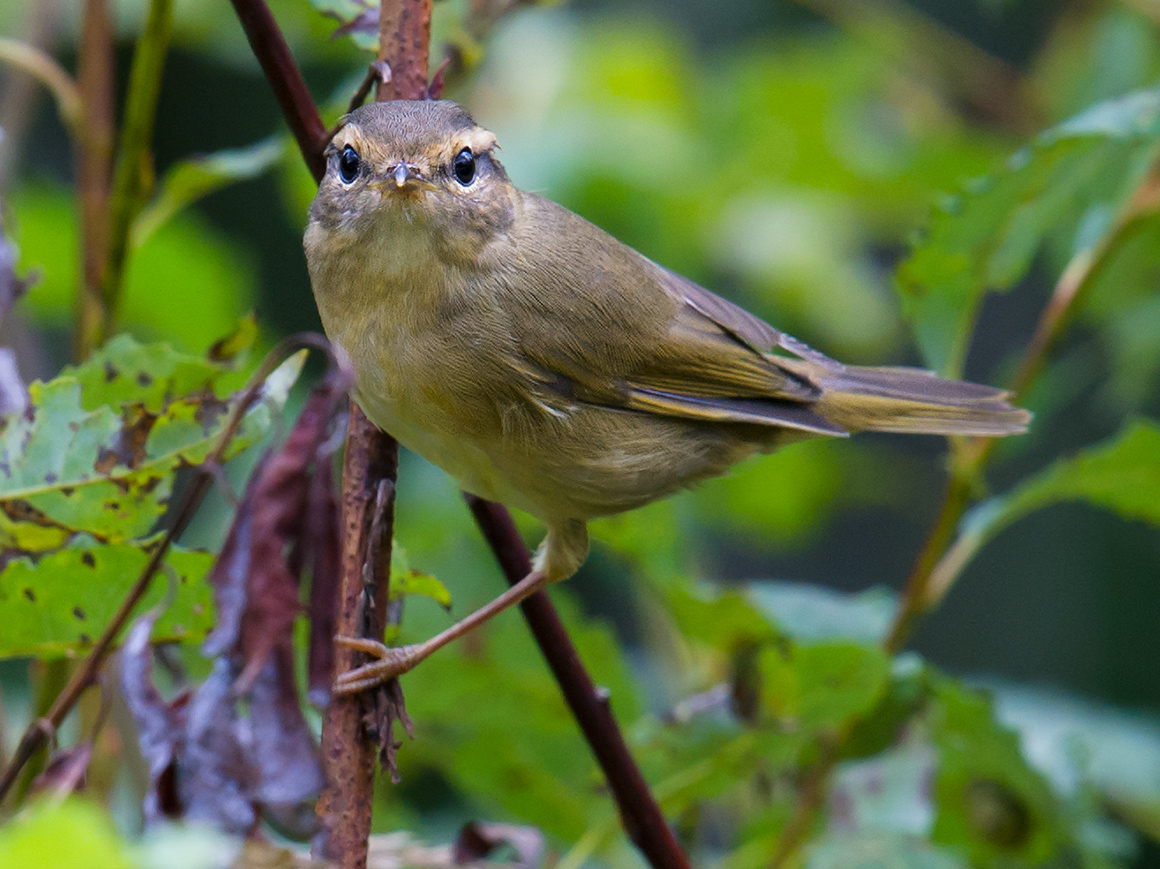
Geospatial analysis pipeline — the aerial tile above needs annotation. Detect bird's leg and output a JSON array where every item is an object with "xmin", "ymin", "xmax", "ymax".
[{"xmin": 332, "ymin": 566, "xmax": 548, "ymax": 695}]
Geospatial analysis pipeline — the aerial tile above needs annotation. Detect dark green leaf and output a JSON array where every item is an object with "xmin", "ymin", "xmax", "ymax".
[
  {"xmin": 956, "ymin": 420, "xmax": 1160, "ymax": 566},
  {"xmin": 928, "ymin": 677, "xmax": 1069, "ymax": 865},
  {"xmin": 133, "ymin": 139, "xmax": 285, "ymax": 247},
  {"xmin": 897, "ymin": 87, "xmax": 1160, "ymax": 373},
  {"xmin": 760, "ymin": 641, "xmax": 890, "ymax": 732}
]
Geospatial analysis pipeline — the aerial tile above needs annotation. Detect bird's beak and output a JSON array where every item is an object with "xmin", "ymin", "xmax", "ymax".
[{"xmin": 375, "ymin": 162, "xmax": 433, "ymax": 191}]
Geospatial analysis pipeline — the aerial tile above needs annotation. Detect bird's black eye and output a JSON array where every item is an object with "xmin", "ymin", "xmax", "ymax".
[
  {"xmin": 453, "ymin": 148, "xmax": 476, "ymax": 186},
  {"xmin": 338, "ymin": 145, "xmax": 360, "ymax": 184}
]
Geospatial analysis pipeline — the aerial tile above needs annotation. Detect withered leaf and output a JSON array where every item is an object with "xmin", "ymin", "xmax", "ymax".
[{"xmin": 453, "ymin": 820, "xmax": 545, "ymax": 868}]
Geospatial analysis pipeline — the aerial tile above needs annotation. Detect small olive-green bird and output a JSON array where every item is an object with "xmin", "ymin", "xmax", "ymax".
[{"xmin": 305, "ymin": 100, "xmax": 1028, "ymax": 690}]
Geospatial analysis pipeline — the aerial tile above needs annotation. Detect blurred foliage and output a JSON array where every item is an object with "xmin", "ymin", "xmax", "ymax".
[{"xmin": 1, "ymin": 1, "xmax": 1160, "ymax": 868}]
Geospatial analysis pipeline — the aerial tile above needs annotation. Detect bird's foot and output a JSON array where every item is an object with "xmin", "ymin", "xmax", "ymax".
[{"xmin": 332, "ymin": 636, "xmax": 422, "ymax": 695}]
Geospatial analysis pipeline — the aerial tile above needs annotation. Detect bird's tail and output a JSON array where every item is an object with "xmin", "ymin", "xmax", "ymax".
[{"xmin": 782, "ymin": 360, "xmax": 1031, "ymax": 437}]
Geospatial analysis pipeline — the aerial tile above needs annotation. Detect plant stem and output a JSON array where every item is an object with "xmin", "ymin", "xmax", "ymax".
[
  {"xmin": 772, "ymin": 155, "xmax": 1160, "ymax": 869},
  {"xmin": 466, "ymin": 496, "xmax": 693, "ymax": 869},
  {"xmin": 886, "ymin": 161, "xmax": 1158, "ymax": 653},
  {"xmin": 313, "ymin": 1, "xmax": 422, "ymax": 864},
  {"xmin": 0, "ymin": 36, "xmax": 80, "ymax": 140},
  {"xmin": 73, "ymin": 0, "xmax": 114, "ymax": 361},
  {"xmin": 226, "ymin": 0, "xmax": 328, "ymax": 181},
  {"xmin": 101, "ymin": 0, "xmax": 173, "ymax": 339},
  {"xmin": 314, "ymin": 405, "xmax": 398, "ymax": 869}
]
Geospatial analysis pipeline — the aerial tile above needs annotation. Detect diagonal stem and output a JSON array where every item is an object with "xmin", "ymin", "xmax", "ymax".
[{"xmin": 465, "ymin": 497, "xmax": 692, "ymax": 869}]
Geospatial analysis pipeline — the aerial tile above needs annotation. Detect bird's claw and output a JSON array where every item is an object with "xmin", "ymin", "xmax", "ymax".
[{"xmin": 332, "ymin": 635, "xmax": 421, "ymax": 695}]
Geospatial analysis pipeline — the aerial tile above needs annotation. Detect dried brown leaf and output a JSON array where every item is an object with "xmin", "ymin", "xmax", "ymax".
[
  {"xmin": 29, "ymin": 741, "xmax": 93, "ymax": 801},
  {"xmin": 453, "ymin": 821, "xmax": 545, "ymax": 868}
]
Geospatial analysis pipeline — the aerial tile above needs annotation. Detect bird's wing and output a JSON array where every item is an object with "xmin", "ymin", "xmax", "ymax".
[{"xmin": 503, "ymin": 198, "xmax": 848, "ymax": 437}]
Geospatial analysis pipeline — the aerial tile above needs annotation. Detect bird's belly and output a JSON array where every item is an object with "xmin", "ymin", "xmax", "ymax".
[
  {"xmin": 342, "ymin": 328, "xmax": 764, "ymax": 521},
  {"xmin": 353, "ymin": 383, "xmax": 515, "ymax": 507}
]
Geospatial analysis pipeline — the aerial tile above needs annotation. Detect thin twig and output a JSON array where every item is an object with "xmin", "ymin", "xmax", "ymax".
[
  {"xmin": 0, "ymin": 0, "xmax": 64, "ymax": 190},
  {"xmin": 0, "ymin": 36, "xmax": 81, "ymax": 136},
  {"xmin": 226, "ymin": 0, "xmax": 328, "ymax": 181},
  {"xmin": 73, "ymin": 0, "xmax": 114, "ymax": 361},
  {"xmin": 0, "ymin": 334, "xmax": 330, "ymax": 803},
  {"xmin": 465, "ymin": 497, "xmax": 692, "ymax": 869}
]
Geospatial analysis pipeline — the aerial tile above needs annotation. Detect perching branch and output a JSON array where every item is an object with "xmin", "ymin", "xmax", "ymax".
[
  {"xmin": 226, "ymin": 2, "xmax": 690, "ymax": 867},
  {"xmin": 312, "ymin": 1, "xmax": 420, "ymax": 865}
]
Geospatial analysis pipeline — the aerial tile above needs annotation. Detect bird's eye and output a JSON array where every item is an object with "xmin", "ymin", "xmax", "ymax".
[
  {"xmin": 453, "ymin": 148, "xmax": 476, "ymax": 186},
  {"xmin": 338, "ymin": 145, "xmax": 360, "ymax": 184}
]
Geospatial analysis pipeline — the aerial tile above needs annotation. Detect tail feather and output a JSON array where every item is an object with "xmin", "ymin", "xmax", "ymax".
[{"xmin": 783, "ymin": 362, "xmax": 1031, "ymax": 437}]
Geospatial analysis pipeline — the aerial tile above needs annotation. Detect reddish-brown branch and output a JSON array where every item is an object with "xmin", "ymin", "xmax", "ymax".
[
  {"xmin": 465, "ymin": 497, "xmax": 692, "ymax": 869},
  {"xmin": 375, "ymin": 0, "xmax": 432, "ymax": 102},
  {"xmin": 312, "ymin": 2, "xmax": 423, "ymax": 865},
  {"xmin": 314, "ymin": 405, "xmax": 398, "ymax": 868},
  {"xmin": 226, "ymin": 0, "xmax": 328, "ymax": 182}
]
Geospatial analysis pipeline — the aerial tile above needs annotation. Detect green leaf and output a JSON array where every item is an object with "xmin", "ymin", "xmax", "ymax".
[
  {"xmin": 955, "ymin": 420, "xmax": 1160, "ymax": 566},
  {"xmin": 997, "ymin": 420, "xmax": 1160, "ymax": 528},
  {"xmin": 0, "ymin": 333, "xmax": 302, "ymax": 549},
  {"xmin": 928, "ymin": 677, "xmax": 1069, "ymax": 865},
  {"xmin": 62, "ymin": 322, "xmax": 256, "ymax": 412},
  {"xmin": 759, "ymin": 641, "xmax": 890, "ymax": 732},
  {"xmin": 0, "ymin": 540, "xmax": 213, "ymax": 659},
  {"xmin": 897, "ymin": 86, "xmax": 1160, "ymax": 374},
  {"xmin": 133, "ymin": 138, "xmax": 285, "ymax": 247},
  {"xmin": 389, "ymin": 569, "xmax": 451, "ymax": 609},
  {"xmin": 0, "ymin": 798, "xmax": 133, "ymax": 869},
  {"xmin": 806, "ymin": 833, "xmax": 967, "ymax": 869},
  {"xmin": 748, "ymin": 582, "xmax": 896, "ymax": 645},
  {"xmin": 662, "ymin": 581, "xmax": 777, "ymax": 650}
]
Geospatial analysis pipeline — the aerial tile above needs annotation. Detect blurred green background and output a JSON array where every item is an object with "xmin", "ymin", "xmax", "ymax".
[{"xmin": 3, "ymin": 0, "xmax": 1160, "ymax": 863}]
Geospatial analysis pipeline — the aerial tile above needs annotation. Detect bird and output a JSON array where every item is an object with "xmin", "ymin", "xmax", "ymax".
[{"xmin": 303, "ymin": 99, "xmax": 1029, "ymax": 692}]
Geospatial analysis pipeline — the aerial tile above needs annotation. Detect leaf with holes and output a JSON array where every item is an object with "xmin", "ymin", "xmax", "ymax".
[
  {"xmin": 0, "ymin": 332, "xmax": 303, "ymax": 552},
  {"xmin": 0, "ymin": 539, "xmax": 214, "ymax": 658}
]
